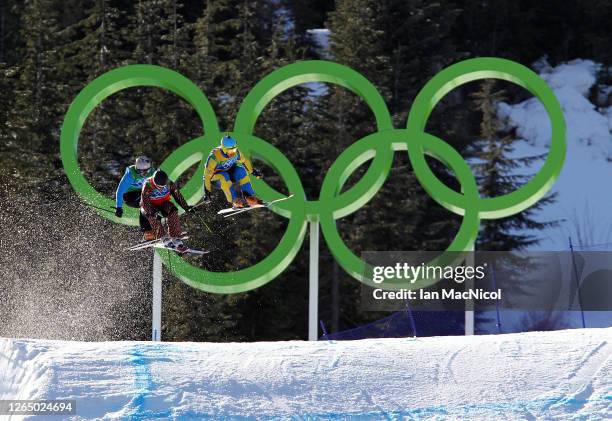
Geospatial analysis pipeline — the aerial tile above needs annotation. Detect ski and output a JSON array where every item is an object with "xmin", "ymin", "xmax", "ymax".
[
  {"xmin": 153, "ymin": 243, "xmax": 209, "ymax": 255},
  {"xmin": 217, "ymin": 206, "xmax": 247, "ymax": 215},
  {"xmin": 219, "ymin": 195, "xmax": 295, "ymax": 218},
  {"xmin": 127, "ymin": 234, "xmax": 188, "ymax": 251},
  {"xmin": 222, "ymin": 205, "xmax": 265, "ymax": 218},
  {"xmin": 217, "ymin": 195, "xmax": 294, "ymax": 215}
]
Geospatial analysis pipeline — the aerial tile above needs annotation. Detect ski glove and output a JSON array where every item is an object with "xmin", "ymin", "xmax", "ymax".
[
  {"xmin": 252, "ymin": 169, "xmax": 263, "ymax": 179},
  {"xmin": 115, "ymin": 207, "xmax": 123, "ymax": 218}
]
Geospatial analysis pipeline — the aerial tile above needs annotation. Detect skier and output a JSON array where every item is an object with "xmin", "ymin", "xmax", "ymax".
[
  {"xmin": 203, "ymin": 135, "xmax": 263, "ymax": 209},
  {"xmin": 141, "ymin": 169, "xmax": 193, "ymax": 252},
  {"xmin": 115, "ymin": 155, "xmax": 156, "ymax": 233}
]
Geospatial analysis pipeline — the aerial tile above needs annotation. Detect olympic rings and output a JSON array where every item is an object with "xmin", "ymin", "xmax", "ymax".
[{"xmin": 60, "ymin": 58, "xmax": 566, "ymax": 293}]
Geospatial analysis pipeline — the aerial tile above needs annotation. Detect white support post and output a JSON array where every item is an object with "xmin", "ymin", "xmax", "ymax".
[
  {"xmin": 308, "ymin": 220, "xmax": 319, "ymax": 341},
  {"xmin": 152, "ymin": 251, "xmax": 163, "ymax": 342},
  {"xmin": 464, "ymin": 250, "xmax": 475, "ymax": 336}
]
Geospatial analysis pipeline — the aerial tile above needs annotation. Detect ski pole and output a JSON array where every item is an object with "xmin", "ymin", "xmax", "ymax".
[
  {"xmin": 192, "ymin": 199, "xmax": 211, "ymax": 210},
  {"xmin": 193, "ymin": 211, "xmax": 212, "ymax": 233}
]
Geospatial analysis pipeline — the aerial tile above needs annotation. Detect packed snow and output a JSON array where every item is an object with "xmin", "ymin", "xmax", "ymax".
[{"xmin": 0, "ymin": 328, "xmax": 610, "ymax": 420}]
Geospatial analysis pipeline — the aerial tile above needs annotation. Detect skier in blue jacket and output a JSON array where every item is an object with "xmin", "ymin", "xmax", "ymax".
[{"xmin": 115, "ymin": 156, "xmax": 156, "ymax": 233}]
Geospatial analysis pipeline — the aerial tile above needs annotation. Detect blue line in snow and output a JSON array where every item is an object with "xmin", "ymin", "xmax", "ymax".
[
  {"xmin": 129, "ymin": 344, "xmax": 159, "ymax": 420},
  {"xmin": 120, "ymin": 394, "xmax": 611, "ymax": 420}
]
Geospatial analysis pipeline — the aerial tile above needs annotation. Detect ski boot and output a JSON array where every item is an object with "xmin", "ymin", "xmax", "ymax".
[
  {"xmin": 245, "ymin": 195, "xmax": 265, "ymax": 207},
  {"xmin": 162, "ymin": 237, "xmax": 189, "ymax": 253},
  {"xmin": 143, "ymin": 230, "xmax": 156, "ymax": 241},
  {"xmin": 232, "ymin": 198, "xmax": 247, "ymax": 209},
  {"xmin": 172, "ymin": 239, "xmax": 189, "ymax": 254},
  {"xmin": 162, "ymin": 237, "xmax": 177, "ymax": 249}
]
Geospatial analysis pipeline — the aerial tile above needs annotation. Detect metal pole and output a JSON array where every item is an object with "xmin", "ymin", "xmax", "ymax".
[
  {"xmin": 152, "ymin": 251, "xmax": 163, "ymax": 341},
  {"xmin": 465, "ymin": 250, "xmax": 475, "ymax": 335},
  {"xmin": 490, "ymin": 263, "xmax": 502, "ymax": 334},
  {"xmin": 403, "ymin": 302, "xmax": 418, "ymax": 338},
  {"xmin": 309, "ymin": 220, "xmax": 319, "ymax": 341},
  {"xmin": 568, "ymin": 237, "xmax": 587, "ymax": 328},
  {"xmin": 319, "ymin": 320, "xmax": 329, "ymax": 340}
]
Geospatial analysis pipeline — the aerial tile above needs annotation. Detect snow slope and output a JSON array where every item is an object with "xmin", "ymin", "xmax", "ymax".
[{"xmin": 1, "ymin": 328, "xmax": 610, "ymax": 420}]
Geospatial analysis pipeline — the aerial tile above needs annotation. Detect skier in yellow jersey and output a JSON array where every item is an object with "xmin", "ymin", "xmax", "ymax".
[{"xmin": 203, "ymin": 135, "xmax": 264, "ymax": 209}]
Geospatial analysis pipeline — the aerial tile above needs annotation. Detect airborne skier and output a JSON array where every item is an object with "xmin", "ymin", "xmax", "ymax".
[
  {"xmin": 114, "ymin": 155, "xmax": 156, "ymax": 232},
  {"xmin": 141, "ymin": 169, "xmax": 193, "ymax": 252},
  {"xmin": 203, "ymin": 135, "xmax": 264, "ymax": 209}
]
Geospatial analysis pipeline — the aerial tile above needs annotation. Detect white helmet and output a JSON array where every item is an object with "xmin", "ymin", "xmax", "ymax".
[{"xmin": 135, "ymin": 155, "xmax": 152, "ymax": 171}]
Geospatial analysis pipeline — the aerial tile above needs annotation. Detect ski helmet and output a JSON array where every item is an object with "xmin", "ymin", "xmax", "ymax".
[
  {"xmin": 153, "ymin": 170, "xmax": 168, "ymax": 187},
  {"xmin": 135, "ymin": 155, "xmax": 152, "ymax": 171},
  {"xmin": 220, "ymin": 135, "xmax": 237, "ymax": 154}
]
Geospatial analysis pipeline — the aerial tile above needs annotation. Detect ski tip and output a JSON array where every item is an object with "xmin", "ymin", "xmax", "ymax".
[
  {"xmin": 152, "ymin": 243, "xmax": 209, "ymax": 255},
  {"xmin": 185, "ymin": 249, "xmax": 210, "ymax": 255}
]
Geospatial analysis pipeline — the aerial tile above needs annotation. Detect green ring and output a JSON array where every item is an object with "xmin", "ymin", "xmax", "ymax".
[
  {"xmin": 406, "ymin": 57, "xmax": 566, "ymax": 219},
  {"xmin": 158, "ymin": 135, "xmax": 308, "ymax": 293},
  {"xmin": 234, "ymin": 60, "xmax": 395, "ymax": 219},
  {"xmin": 319, "ymin": 129, "xmax": 480, "ymax": 290},
  {"xmin": 318, "ymin": 130, "xmax": 394, "ymax": 219},
  {"xmin": 59, "ymin": 64, "xmax": 220, "ymax": 225}
]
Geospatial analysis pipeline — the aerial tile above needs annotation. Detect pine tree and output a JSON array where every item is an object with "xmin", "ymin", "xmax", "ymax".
[
  {"xmin": 162, "ymin": 0, "xmax": 245, "ymax": 342},
  {"xmin": 470, "ymin": 80, "xmax": 559, "ymax": 331},
  {"xmin": 382, "ymin": 0, "xmax": 463, "ymax": 122},
  {"xmin": 61, "ymin": 0, "xmax": 127, "ymax": 77},
  {"xmin": 0, "ymin": 1, "xmax": 20, "ymax": 171},
  {"xmin": 0, "ymin": 63, "xmax": 17, "ymax": 181},
  {"xmin": 582, "ymin": 0, "xmax": 612, "ymax": 66},
  {"xmin": 471, "ymin": 80, "xmax": 557, "ymax": 251},
  {"xmin": 0, "ymin": 1, "xmax": 21, "ymax": 159},
  {"xmin": 11, "ymin": 0, "xmax": 66, "ymax": 183},
  {"xmin": 318, "ymin": 0, "xmax": 388, "ymax": 332},
  {"xmin": 452, "ymin": 0, "xmax": 612, "ymax": 67},
  {"xmin": 66, "ymin": 0, "xmax": 198, "ymax": 195},
  {"xmin": 55, "ymin": 0, "xmax": 135, "ymax": 195},
  {"xmin": 0, "ymin": 0, "xmax": 23, "ymax": 65},
  {"xmin": 140, "ymin": 0, "xmax": 201, "ymax": 159}
]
